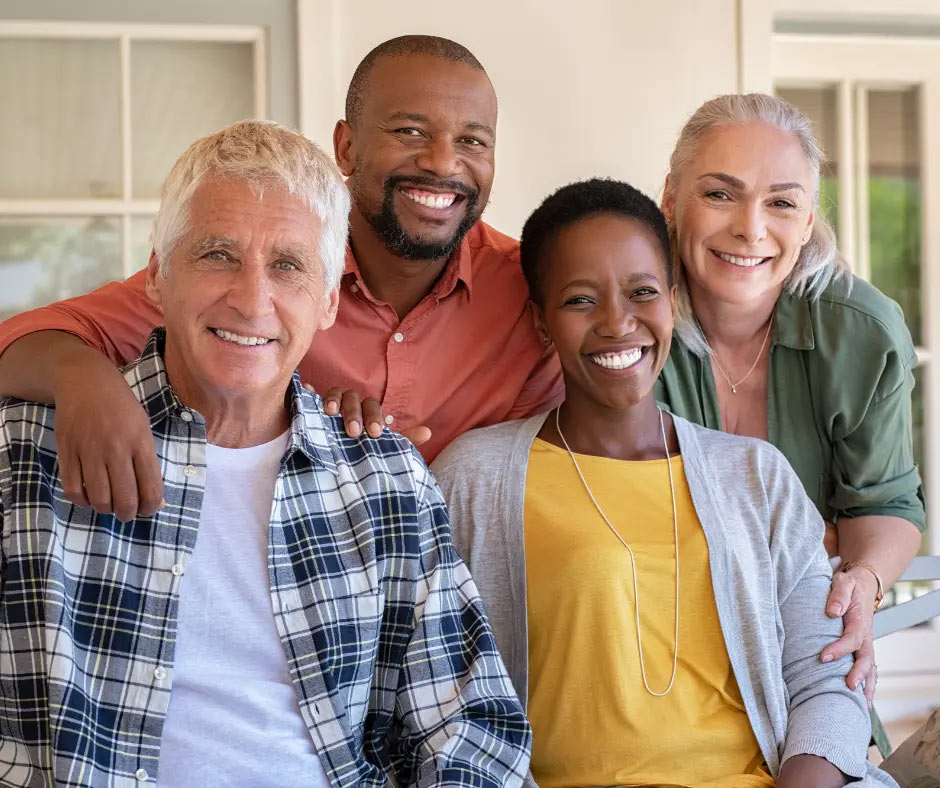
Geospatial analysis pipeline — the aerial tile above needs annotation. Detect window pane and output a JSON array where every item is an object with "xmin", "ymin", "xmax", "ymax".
[
  {"xmin": 131, "ymin": 41, "xmax": 255, "ymax": 198},
  {"xmin": 130, "ymin": 216, "xmax": 155, "ymax": 271},
  {"xmin": 776, "ymin": 86, "xmax": 840, "ymax": 235},
  {"xmin": 0, "ymin": 39, "xmax": 121, "ymax": 199},
  {"xmin": 0, "ymin": 217, "xmax": 122, "ymax": 320},
  {"xmin": 867, "ymin": 88, "xmax": 922, "ymax": 346}
]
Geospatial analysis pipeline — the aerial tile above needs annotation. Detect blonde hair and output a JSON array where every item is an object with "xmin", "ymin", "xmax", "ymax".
[
  {"xmin": 151, "ymin": 119, "xmax": 350, "ymax": 293},
  {"xmin": 664, "ymin": 93, "xmax": 850, "ymax": 355}
]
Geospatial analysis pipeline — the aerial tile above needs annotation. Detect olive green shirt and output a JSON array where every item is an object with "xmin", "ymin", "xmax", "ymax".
[{"xmin": 657, "ymin": 276, "xmax": 925, "ymax": 533}]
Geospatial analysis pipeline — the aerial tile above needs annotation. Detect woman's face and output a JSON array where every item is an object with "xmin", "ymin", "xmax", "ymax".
[
  {"xmin": 534, "ymin": 213, "xmax": 674, "ymax": 412},
  {"xmin": 663, "ymin": 121, "xmax": 817, "ymax": 310}
]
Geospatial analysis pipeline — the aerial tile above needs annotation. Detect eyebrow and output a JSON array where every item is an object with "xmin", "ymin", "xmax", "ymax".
[
  {"xmin": 561, "ymin": 272, "xmax": 662, "ymax": 290},
  {"xmin": 189, "ymin": 235, "xmax": 317, "ymax": 268},
  {"xmin": 698, "ymin": 172, "xmax": 806, "ymax": 193},
  {"xmin": 386, "ymin": 111, "xmax": 495, "ymax": 139}
]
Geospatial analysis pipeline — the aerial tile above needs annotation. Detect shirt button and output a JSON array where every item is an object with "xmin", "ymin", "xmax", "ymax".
[
  {"xmin": 153, "ymin": 666, "xmax": 167, "ymax": 681},
  {"xmin": 135, "ymin": 768, "xmax": 149, "ymax": 782},
  {"xmin": 384, "ymin": 414, "xmax": 394, "ymax": 425},
  {"xmin": 180, "ymin": 410, "xmax": 193, "ymax": 422},
  {"xmin": 183, "ymin": 465, "xmax": 197, "ymax": 477},
  {"xmin": 392, "ymin": 332, "xmax": 404, "ymax": 343},
  {"xmin": 350, "ymin": 283, "xmax": 359, "ymax": 293},
  {"xmin": 170, "ymin": 563, "xmax": 184, "ymax": 577}
]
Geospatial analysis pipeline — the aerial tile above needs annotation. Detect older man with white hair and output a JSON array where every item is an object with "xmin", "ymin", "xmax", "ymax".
[{"xmin": 0, "ymin": 121, "xmax": 530, "ymax": 788}]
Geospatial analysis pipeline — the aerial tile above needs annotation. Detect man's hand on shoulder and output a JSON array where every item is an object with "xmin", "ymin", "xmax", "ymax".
[
  {"xmin": 309, "ymin": 384, "xmax": 431, "ymax": 447},
  {"xmin": 54, "ymin": 346, "xmax": 163, "ymax": 521}
]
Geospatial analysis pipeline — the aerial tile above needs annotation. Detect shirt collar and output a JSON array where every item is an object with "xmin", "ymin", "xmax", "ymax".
[
  {"xmin": 124, "ymin": 328, "xmax": 339, "ymax": 475},
  {"xmin": 773, "ymin": 290, "xmax": 815, "ymax": 351},
  {"xmin": 342, "ymin": 235, "xmax": 474, "ymax": 301}
]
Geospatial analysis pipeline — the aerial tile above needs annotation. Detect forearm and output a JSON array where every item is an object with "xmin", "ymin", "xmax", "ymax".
[
  {"xmin": 837, "ymin": 514, "xmax": 922, "ymax": 588},
  {"xmin": 777, "ymin": 754, "xmax": 848, "ymax": 788},
  {"xmin": 0, "ymin": 331, "xmax": 115, "ymax": 403}
]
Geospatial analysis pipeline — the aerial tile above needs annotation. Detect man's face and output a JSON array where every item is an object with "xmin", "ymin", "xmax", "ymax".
[
  {"xmin": 335, "ymin": 54, "xmax": 497, "ymax": 261},
  {"xmin": 146, "ymin": 179, "xmax": 338, "ymax": 404}
]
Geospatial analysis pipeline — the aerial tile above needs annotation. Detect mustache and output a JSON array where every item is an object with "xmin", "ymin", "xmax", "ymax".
[{"xmin": 385, "ymin": 175, "xmax": 477, "ymax": 200}]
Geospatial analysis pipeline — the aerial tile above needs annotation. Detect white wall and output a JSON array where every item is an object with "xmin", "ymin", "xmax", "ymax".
[{"xmin": 298, "ymin": 0, "xmax": 739, "ymax": 238}]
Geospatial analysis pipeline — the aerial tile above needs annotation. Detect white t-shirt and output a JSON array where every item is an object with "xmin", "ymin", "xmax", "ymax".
[{"xmin": 157, "ymin": 432, "xmax": 331, "ymax": 788}]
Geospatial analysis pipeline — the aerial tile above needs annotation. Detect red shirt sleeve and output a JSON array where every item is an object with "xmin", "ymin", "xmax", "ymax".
[{"xmin": 0, "ymin": 269, "xmax": 160, "ymax": 366}]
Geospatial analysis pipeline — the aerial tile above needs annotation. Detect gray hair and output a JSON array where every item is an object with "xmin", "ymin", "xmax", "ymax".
[
  {"xmin": 151, "ymin": 119, "xmax": 350, "ymax": 293},
  {"xmin": 664, "ymin": 93, "xmax": 850, "ymax": 356}
]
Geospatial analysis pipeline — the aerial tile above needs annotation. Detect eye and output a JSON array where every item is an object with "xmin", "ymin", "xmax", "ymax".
[
  {"xmin": 632, "ymin": 286, "xmax": 659, "ymax": 299},
  {"xmin": 274, "ymin": 260, "xmax": 297, "ymax": 272},
  {"xmin": 205, "ymin": 250, "xmax": 230, "ymax": 261},
  {"xmin": 704, "ymin": 190, "xmax": 731, "ymax": 201},
  {"xmin": 563, "ymin": 295, "xmax": 594, "ymax": 307},
  {"xmin": 770, "ymin": 198, "xmax": 798, "ymax": 209},
  {"xmin": 457, "ymin": 136, "xmax": 485, "ymax": 147},
  {"xmin": 393, "ymin": 127, "xmax": 424, "ymax": 137}
]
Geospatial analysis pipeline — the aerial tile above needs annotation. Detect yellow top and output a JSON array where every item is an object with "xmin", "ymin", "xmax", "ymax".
[{"xmin": 524, "ymin": 438, "xmax": 775, "ymax": 788}]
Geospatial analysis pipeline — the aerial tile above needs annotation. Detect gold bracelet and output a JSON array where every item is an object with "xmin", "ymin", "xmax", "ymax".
[{"xmin": 840, "ymin": 561, "xmax": 885, "ymax": 612}]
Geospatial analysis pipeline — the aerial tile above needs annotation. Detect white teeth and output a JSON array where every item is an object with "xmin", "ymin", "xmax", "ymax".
[
  {"xmin": 589, "ymin": 348, "xmax": 643, "ymax": 370},
  {"xmin": 212, "ymin": 328, "xmax": 272, "ymax": 347},
  {"xmin": 715, "ymin": 251, "xmax": 767, "ymax": 267},
  {"xmin": 402, "ymin": 190, "xmax": 456, "ymax": 208}
]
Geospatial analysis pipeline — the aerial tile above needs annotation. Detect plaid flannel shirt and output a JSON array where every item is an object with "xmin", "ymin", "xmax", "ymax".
[{"xmin": 0, "ymin": 329, "xmax": 530, "ymax": 788}]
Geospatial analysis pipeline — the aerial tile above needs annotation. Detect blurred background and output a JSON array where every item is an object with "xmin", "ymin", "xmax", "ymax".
[{"xmin": 0, "ymin": 0, "xmax": 937, "ymax": 756}]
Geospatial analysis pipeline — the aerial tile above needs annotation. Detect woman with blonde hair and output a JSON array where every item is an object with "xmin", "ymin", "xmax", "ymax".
[{"xmin": 656, "ymin": 93, "xmax": 923, "ymax": 755}]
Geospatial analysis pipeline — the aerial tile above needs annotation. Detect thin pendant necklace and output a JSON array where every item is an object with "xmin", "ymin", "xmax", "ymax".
[
  {"xmin": 554, "ymin": 406, "xmax": 680, "ymax": 697},
  {"xmin": 710, "ymin": 318, "xmax": 773, "ymax": 394}
]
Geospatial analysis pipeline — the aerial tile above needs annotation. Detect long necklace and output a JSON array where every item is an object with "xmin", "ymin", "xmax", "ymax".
[
  {"xmin": 554, "ymin": 406, "xmax": 680, "ymax": 697},
  {"xmin": 710, "ymin": 318, "xmax": 773, "ymax": 394}
]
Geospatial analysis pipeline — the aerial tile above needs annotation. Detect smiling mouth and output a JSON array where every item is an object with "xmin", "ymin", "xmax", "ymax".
[
  {"xmin": 712, "ymin": 250, "xmax": 772, "ymax": 268},
  {"xmin": 211, "ymin": 328, "xmax": 274, "ymax": 347},
  {"xmin": 587, "ymin": 347, "xmax": 648, "ymax": 370}
]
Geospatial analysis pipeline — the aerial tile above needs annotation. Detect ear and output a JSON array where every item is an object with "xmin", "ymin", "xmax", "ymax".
[
  {"xmin": 317, "ymin": 286, "xmax": 340, "ymax": 333},
  {"xmin": 661, "ymin": 175, "xmax": 675, "ymax": 223},
  {"xmin": 145, "ymin": 250, "xmax": 165, "ymax": 311},
  {"xmin": 333, "ymin": 120, "xmax": 356, "ymax": 178},
  {"xmin": 801, "ymin": 207, "xmax": 817, "ymax": 246},
  {"xmin": 527, "ymin": 299, "xmax": 552, "ymax": 349}
]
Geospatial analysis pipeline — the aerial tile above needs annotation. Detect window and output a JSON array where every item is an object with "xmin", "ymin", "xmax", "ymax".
[{"xmin": 0, "ymin": 22, "xmax": 265, "ymax": 319}]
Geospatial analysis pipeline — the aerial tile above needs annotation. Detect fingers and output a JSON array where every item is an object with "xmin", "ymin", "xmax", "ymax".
[
  {"xmin": 302, "ymin": 382, "xmax": 317, "ymax": 395},
  {"xmin": 826, "ymin": 571, "xmax": 854, "ymax": 617},
  {"xmin": 107, "ymin": 456, "xmax": 140, "ymax": 523},
  {"xmin": 323, "ymin": 386, "xmax": 343, "ymax": 416},
  {"xmin": 361, "ymin": 398, "xmax": 384, "ymax": 438},
  {"xmin": 133, "ymin": 442, "xmax": 165, "ymax": 517},
  {"xmin": 846, "ymin": 637, "xmax": 877, "ymax": 705},
  {"xmin": 401, "ymin": 425, "xmax": 432, "ymax": 447},
  {"xmin": 59, "ymin": 451, "xmax": 90, "ymax": 508},
  {"xmin": 81, "ymin": 460, "xmax": 113, "ymax": 516},
  {"xmin": 339, "ymin": 390, "xmax": 362, "ymax": 438},
  {"xmin": 822, "ymin": 598, "xmax": 868, "ymax": 661}
]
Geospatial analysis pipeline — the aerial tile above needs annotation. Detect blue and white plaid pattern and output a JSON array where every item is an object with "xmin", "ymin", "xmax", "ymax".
[{"xmin": 0, "ymin": 329, "xmax": 530, "ymax": 788}]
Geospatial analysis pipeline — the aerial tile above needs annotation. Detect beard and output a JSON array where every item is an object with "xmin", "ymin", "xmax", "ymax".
[{"xmin": 358, "ymin": 174, "xmax": 483, "ymax": 261}]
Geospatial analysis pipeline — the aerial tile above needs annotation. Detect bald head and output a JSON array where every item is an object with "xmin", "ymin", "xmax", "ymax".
[{"xmin": 345, "ymin": 35, "xmax": 489, "ymax": 128}]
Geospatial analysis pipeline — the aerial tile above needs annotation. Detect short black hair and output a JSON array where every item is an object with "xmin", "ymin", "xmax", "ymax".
[
  {"xmin": 520, "ymin": 178, "xmax": 672, "ymax": 303},
  {"xmin": 345, "ymin": 35, "xmax": 487, "ymax": 128}
]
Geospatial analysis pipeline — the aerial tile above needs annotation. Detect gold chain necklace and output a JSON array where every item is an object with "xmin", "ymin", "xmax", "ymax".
[
  {"xmin": 710, "ymin": 318, "xmax": 773, "ymax": 394},
  {"xmin": 554, "ymin": 406, "xmax": 680, "ymax": 697}
]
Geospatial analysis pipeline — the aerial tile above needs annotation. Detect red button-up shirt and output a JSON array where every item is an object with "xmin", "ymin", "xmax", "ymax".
[{"xmin": 0, "ymin": 221, "xmax": 562, "ymax": 460}]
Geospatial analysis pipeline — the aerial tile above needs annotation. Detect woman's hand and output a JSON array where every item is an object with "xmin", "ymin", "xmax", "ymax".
[
  {"xmin": 308, "ymin": 384, "xmax": 432, "ymax": 446},
  {"xmin": 820, "ymin": 566, "xmax": 880, "ymax": 708}
]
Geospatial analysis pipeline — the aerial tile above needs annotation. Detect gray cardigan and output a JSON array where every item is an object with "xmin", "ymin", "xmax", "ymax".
[{"xmin": 431, "ymin": 412, "xmax": 897, "ymax": 787}]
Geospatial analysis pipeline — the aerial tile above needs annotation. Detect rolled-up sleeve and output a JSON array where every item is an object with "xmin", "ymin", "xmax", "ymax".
[{"xmin": 829, "ymin": 339, "xmax": 925, "ymax": 532}]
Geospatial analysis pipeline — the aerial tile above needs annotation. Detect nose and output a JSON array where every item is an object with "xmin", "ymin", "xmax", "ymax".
[
  {"xmin": 730, "ymin": 200, "xmax": 767, "ymax": 244},
  {"xmin": 597, "ymin": 297, "xmax": 637, "ymax": 338},
  {"xmin": 226, "ymin": 264, "xmax": 274, "ymax": 319},
  {"xmin": 414, "ymin": 136, "xmax": 460, "ymax": 178}
]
